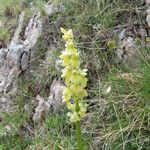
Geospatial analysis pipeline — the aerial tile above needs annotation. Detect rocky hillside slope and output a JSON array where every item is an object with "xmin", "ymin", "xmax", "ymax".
[{"xmin": 0, "ymin": 0, "xmax": 150, "ymax": 149}]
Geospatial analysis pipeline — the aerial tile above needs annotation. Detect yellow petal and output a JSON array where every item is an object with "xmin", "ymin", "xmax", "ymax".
[{"xmin": 70, "ymin": 112, "xmax": 80, "ymax": 122}]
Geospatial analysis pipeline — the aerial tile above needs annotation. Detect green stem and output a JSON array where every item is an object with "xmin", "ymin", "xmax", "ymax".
[
  {"xmin": 76, "ymin": 121, "xmax": 83, "ymax": 150},
  {"xmin": 75, "ymin": 98, "xmax": 83, "ymax": 150}
]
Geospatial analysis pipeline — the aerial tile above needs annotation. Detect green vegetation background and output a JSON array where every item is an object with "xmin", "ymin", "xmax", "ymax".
[{"xmin": 0, "ymin": 0, "xmax": 150, "ymax": 149}]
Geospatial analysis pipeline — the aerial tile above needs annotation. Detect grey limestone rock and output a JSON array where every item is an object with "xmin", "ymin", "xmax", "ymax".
[{"xmin": 0, "ymin": 11, "xmax": 42, "ymax": 113}]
